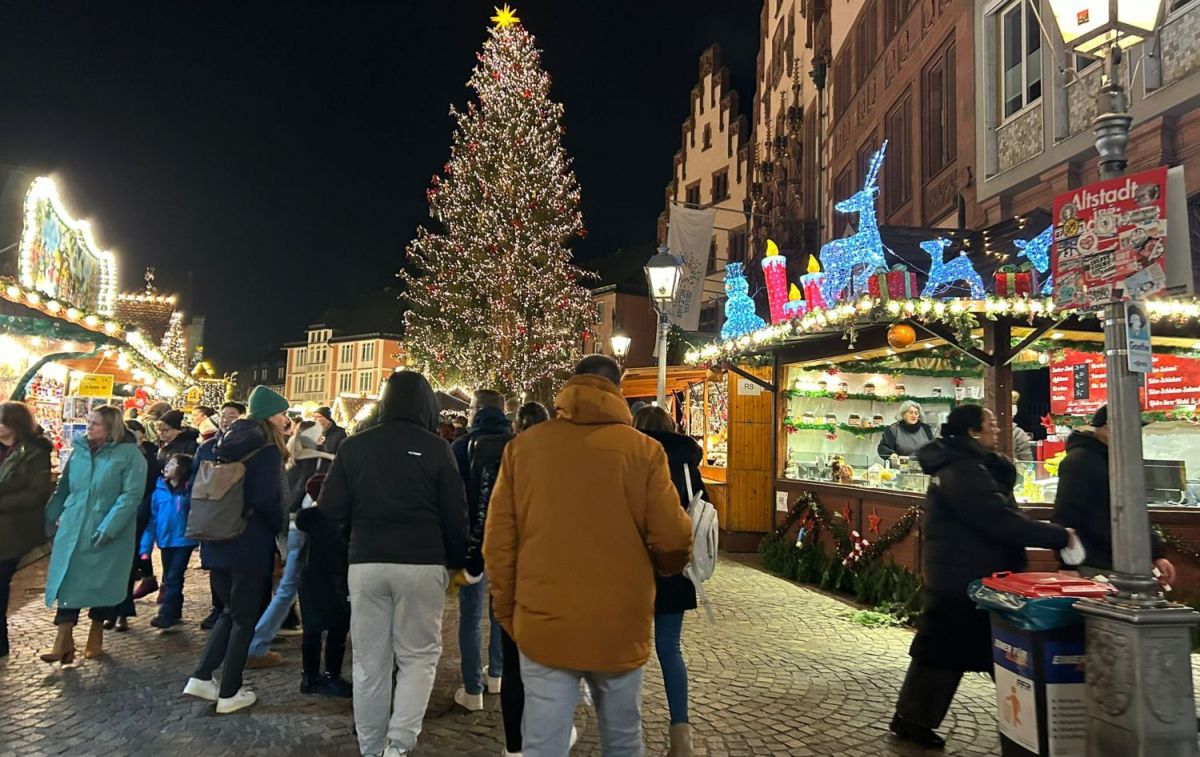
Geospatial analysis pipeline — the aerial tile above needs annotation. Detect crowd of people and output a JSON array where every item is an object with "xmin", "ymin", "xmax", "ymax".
[{"xmin": 0, "ymin": 354, "xmax": 1173, "ymax": 755}]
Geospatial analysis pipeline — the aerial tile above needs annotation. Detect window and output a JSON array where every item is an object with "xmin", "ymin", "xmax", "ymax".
[
  {"xmin": 699, "ymin": 301, "xmax": 720, "ymax": 333},
  {"xmin": 922, "ymin": 39, "xmax": 956, "ymax": 179},
  {"xmin": 316, "ymin": 375, "xmax": 325, "ymax": 394},
  {"xmin": 358, "ymin": 371, "xmax": 373, "ymax": 393},
  {"xmin": 999, "ymin": 0, "xmax": 1041, "ymax": 119},
  {"xmin": 711, "ymin": 170, "xmax": 730, "ymax": 203},
  {"xmin": 833, "ymin": 53, "xmax": 853, "ymax": 118},
  {"xmin": 855, "ymin": 1, "xmax": 878, "ymax": 88},
  {"xmin": 885, "ymin": 0, "xmax": 913, "ymax": 37},
  {"xmin": 339, "ymin": 372, "xmax": 352, "ymax": 394},
  {"xmin": 856, "ymin": 135, "xmax": 878, "ymax": 189},
  {"xmin": 702, "ymin": 124, "xmax": 712, "ymax": 150},
  {"xmin": 884, "ymin": 94, "xmax": 912, "ymax": 214},
  {"xmin": 595, "ymin": 300, "xmax": 606, "ymax": 326},
  {"xmin": 293, "ymin": 376, "xmax": 303, "ymax": 396},
  {"xmin": 706, "ymin": 235, "xmax": 719, "ymax": 274},
  {"xmin": 341, "ymin": 344, "xmax": 353, "ymax": 364},
  {"xmin": 276, "ymin": 365, "xmax": 285, "ymax": 381},
  {"xmin": 728, "ymin": 228, "xmax": 748, "ymax": 264},
  {"xmin": 360, "ymin": 342, "xmax": 375, "ymax": 363},
  {"xmin": 685, "ymin": 182, "xmax": 701, "ymax": 207},
  {"xmin": 296, "ymin": 348, "xmax": 306, "ymax": 367},
  {"xmin": 833, "ymin": 166, "xmax": 853, "ymax": 207}
]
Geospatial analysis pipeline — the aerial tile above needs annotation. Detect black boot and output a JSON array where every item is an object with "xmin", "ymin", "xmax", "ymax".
[
  {"xmin": 889, "ymin": 714, "xmax": 946, "ymax": 750},
  {"xmin": 318, "ymin": 672, "xmax": 353, "ymax": 698},
  {"xmin": 300, "ymin": 671, "xmax": 321, "ymax": 695},
  {"xmin": 200, "ymin": 607, "xmax": 221, "ymax": 630}
]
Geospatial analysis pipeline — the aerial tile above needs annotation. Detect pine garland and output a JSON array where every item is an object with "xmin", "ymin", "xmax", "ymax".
[
  {"xmin": 783, "ymin": 389, "xmax": 957, "ymax": 405},
  {"xmin": 783, "ymin": 420, "xmax": 886, "ymax": 437},
  {"xmin": 1154, "ymin": 526, "xmax": 1200, "ymax": 566}
]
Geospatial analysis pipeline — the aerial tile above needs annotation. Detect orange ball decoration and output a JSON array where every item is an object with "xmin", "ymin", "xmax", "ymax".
[{"xmin": 887, "ymin": 323, "xmax": 916, "ymax": 350}]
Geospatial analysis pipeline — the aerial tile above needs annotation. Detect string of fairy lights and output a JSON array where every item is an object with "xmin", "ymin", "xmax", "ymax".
[{"xmin": 400, "ymin": 7, "xmax": 595, "ymax": 395}]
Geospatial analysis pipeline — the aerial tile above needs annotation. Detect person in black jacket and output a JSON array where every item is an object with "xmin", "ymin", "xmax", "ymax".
[
  {"xmin": 449, "ymin": 389, "xmax": 514, "ymax": 713},
  {"xmin": 113, "ymin": 420, "xmax": 163, "ymax": 626},
  {"xmin": 294, "ymin": 474, "xmax": 351, "ymax": 698},
  {"xmin": 1052, "ymin": 405, "xmax": 1175, "ymax": 584},
  {"xmin": 890, "ymin": 404, "xmax": 1081, "ymax": 750},
  {"xmin": 319, "ymin": 370, "xmax": 469, "ymax": 757},
  {"xmin": 877, "ymin": 400, "xmax": 935, "ymax": 461},
  {"xmin": 154, "ymin": 409, "xmax": 200, "ymax": 463},
  {"xmin": 633, "ymin": 405, "xmax": 700, "ymax": 757},
  {"xmin": 313, "ymin": 406, "xmax": 346, "ymax": 472},
  {"xmin": 183, "ymin": 386, "xmax": 288, "ymax": 715}
]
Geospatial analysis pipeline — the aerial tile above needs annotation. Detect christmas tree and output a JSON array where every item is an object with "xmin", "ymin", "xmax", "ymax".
[{"xmin": 399, "ymin": 5, "xmax": 595, "ymax": 397}]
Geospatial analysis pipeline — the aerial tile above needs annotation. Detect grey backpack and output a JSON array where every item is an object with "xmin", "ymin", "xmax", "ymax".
[{"xmin": 186, "ymin": 448, "xmax": 263, "ymax": 542}]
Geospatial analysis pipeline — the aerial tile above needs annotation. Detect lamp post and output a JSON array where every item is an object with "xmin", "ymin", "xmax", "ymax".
[
  {"xmin": 1047, "ymin": 2, "xmax": 1198, "ymax": 754},
  {"xmin": 644, "ymin": 245, "xmax": 683, "ymax": 407},
  {"xmin": 609, "ymin": 328, "xmax": 631, "ymax": 367}
]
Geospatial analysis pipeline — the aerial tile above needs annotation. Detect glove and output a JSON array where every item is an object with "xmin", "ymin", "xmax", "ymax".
[
  {"xmin": 91, "ymin": 531, "xmax": 113, "ymax": 549},
  {"xmin": 1059, "ymin": 528, "xmax": 1086, "ymax": 566}
]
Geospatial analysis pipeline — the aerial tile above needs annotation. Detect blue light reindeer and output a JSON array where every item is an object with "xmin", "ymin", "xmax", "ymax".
[
  {"xmin": 819, "ymin": 140, "xmax": 889, "ymax": 302},
  {"xmin": 1014, "ymin": 225, "xmax": 1054, "ymax": 294},
  {"xmin": 920, "ymin": 238, "xmax": 986, "ymax": 299}
]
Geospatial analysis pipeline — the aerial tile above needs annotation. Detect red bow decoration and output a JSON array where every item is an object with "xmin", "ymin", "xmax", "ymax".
[{"xmin": 1040, "ymin": 414, "xmax": 1056, "ymax": 435}]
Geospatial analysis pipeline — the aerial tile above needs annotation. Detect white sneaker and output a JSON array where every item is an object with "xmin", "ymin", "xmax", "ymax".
[
  {"xmin": 182, "ymin": 677, "xmax": 219, "ymax": 702},
  {"xmin": 383, "ymin": 746, "xmax": 408, "ymax": 757},
  {"xmin": 502, "ymin": 751, "xmax": 522, "ymax": 757},
  {"xmin": 215, "ymin": 688, "xmax": 257, "ymax": 714},
  {"xmin": 454, "ymin": 686, "xmax": 484, "ymax": 712},
  {"xmin": 486, "ymin": 674, "xmax": 503, "ymax": 694}
]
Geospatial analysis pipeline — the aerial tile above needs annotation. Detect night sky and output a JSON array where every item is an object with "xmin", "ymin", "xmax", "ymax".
[{"xmin": 0, "ymin": 2, "xmax": 758, "ymax": 369}]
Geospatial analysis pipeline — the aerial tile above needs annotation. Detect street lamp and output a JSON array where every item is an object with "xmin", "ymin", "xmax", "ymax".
[
  {"xmin": 644, "ymin": 245, "xmax": 683, "ymax": 406},
  {"xmin": 1047, "ymin": 3, "xmax": 1197, "ymax": 754},
  {"xmin": 609, "ymin": 328, "xmax": 631, "ymax": 366}
]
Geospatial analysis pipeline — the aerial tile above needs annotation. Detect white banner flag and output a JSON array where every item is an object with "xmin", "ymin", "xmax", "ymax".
[{"xmin": 666, "ymin": 204, "xmax": 716, "ymax": 332}]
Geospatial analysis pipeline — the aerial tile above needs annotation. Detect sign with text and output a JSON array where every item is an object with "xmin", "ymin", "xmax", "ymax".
[
  {"xmin": 1052, "ymin": 166, "xmax": 1168, "ymax": 309},
  {"xmin": 76, "ymin": 373, "xmax": 114, "ymax": 398},
  {"xmin": 1050, "ymin": 349, "xmax": 1200, "ymax": 415},
  {"xmin": 1125, "ymin": 301, "xmax": 1152, "ymax": 373}
]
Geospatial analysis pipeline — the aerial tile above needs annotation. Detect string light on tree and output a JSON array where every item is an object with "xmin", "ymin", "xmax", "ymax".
[{"xmin": 398, "ymin": 6, "xmax": 595, "ymax": 396}]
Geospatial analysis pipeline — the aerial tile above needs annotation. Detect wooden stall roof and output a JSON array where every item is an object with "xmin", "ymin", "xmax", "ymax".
[{"xmin": 620, "ymin": 366, "xmax": 711, "ymax": 399}]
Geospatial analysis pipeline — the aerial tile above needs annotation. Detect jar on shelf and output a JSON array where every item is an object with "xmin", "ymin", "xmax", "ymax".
[
  {"xmin": 801, "ymin": 411, "xmax": 816, "ymax": 425},
  {"xmin": 931, "ymin": 386, "xmax": 943, "ymax": 398},
  {"xmin": 837, "ymin": 380, "xmax": 849, "ymax": 394},
  {"xmin": 817, "ymin": 380, "xmax": 829, "ymax": 393},
  {"xmin": 863, "ymin": 382, "xmax": 877, "ymax": 395},
  {"xmin": 871, "ymin": 414, "xmax": 885, "ymax": 427},
  {"xmin": 894, "ymin": 383, "xmax": 906, "ymax": 396},
  {"xmin": 847, "ymin": 413, "xmax": 862, "ymax": 427},
  {"xmin": 824, "ymin": 413, "xmax": 838, "ymax": 426}
]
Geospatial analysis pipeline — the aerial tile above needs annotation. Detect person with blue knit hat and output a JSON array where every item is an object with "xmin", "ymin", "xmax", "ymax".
[{"xmin": 183, "ymin": 385, "xmax": 289, "ymax": 715}]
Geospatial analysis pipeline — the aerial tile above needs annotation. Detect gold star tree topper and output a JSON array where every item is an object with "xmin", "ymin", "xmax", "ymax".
[{"xmin": 491, "ymin": 4, "xmax": 520, "ymax": 28}]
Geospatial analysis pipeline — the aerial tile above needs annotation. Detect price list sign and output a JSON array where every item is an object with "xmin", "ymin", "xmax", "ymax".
[{"xmin": 1050, "ymin": 349, "xmax": 1200, "ymax": 415}]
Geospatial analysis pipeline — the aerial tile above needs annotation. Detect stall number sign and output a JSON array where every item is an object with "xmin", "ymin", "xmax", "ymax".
[
  {"xmin": 76, "ymin": 373, "xmax": 114, "ymax": 398},
  {"xmin": 1052, "ymin": 166, "xmax": 1168, "ymax": 309},
  {"xmin": 1050, "ymin": 348, "xmax": 1200, "ymax": 415},
  {"xmin": 736, "ymin": 377, "xmax": 763, "ymax": 396}
]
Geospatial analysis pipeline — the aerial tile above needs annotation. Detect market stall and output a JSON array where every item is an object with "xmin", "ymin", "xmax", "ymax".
[{"xmin": 0, "ymin": 175, "xmax": 186, "ymax": 465}]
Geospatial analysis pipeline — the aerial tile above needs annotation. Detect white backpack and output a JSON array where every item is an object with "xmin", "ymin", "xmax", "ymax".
[{"xmin": 682, "ymin": 466, "xmax": 719, "ymax": 622}]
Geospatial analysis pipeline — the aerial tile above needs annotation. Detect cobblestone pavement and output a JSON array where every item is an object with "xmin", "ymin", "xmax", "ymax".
[{"xmin": 2, "ymin": 553, "xmax": 1197, "ymax": 756}]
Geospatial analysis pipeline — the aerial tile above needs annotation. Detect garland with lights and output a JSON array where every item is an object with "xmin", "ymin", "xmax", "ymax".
[
  {"xmin": 1154, "ymin": 527, "xmax": 1200, "ymax": 567},
  {"xmin": 398, "ymin": 7, "xmax": 595, "ymax": 396},
  {"xmin": 761, "ymin": 493, "xmax": 923, "ymax": 610},
  {"xmin": 685, "ymin": 294, "xmax": 1200, "ymax": 366},
  {"xmin": 783, "ymin": 389, "xmax": 958, "ymax": 405},
  {"xmin": 783, "ymin": 420, "xmax": 886, "ymax": 437}
]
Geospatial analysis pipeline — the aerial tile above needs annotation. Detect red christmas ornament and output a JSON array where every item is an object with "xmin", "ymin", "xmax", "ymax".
[
  {"xmin": 522, "ymin": 89, "xmax": 532, "ymax": 99},
  {"xmin": 491, "ymin": 70, "xmax": 501, "ymax": 81}
]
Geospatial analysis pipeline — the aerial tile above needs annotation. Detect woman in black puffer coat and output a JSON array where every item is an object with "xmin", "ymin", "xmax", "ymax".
[
  {"xmin": 889, "ymin": 404, "xmax": 1079, "ymax": 750},
  {"xmin": 633, "ymin": 405, "xmax": 700, "ymax": 757}
]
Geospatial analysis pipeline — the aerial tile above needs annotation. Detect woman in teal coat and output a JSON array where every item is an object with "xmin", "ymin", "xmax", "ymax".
[{"xmin": 42, "ymin": 406, "xmax": 147, "ymax": 664}]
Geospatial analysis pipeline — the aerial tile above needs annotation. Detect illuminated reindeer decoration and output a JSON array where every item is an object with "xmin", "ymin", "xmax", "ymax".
[
  {"xmin": 1014, "ymin": 225, "xmax": 1054, "ymax": 294},
  {"xmin": 819, "ymin": 140, "xmax": 889, "ymax": 303},
  {"xmin": 920, "ymin": 238, "xmax": 986, "ymax": 299}
]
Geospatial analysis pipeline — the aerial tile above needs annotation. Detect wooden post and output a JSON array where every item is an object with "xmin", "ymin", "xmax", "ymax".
[{"xmin": 984, "ymin": 317, "xmax": 1014, "ymax": 458}]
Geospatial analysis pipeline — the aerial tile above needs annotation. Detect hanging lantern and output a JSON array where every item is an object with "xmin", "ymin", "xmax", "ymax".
[{"xmin": 887, "ymin": 323, "xmax": 917, "ymax": 350}]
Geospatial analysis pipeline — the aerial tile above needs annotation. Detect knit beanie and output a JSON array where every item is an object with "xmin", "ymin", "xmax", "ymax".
[
  {"xmin": 159, "ymin": 409, "xmax": 185, "ymax": 430},
  {"xmin": 248, "ymin": 385, "xmax": 290, "ymax": 420}
]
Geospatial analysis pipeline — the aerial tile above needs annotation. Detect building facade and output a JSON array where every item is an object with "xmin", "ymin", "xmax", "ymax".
[
  {"xmin": 283, "ymin": 324, "xmax": 404, "ymax": 408},
  {"xmin": 973, "ymin": 0, "xmax": 1200, "ymax": 224},
  {"xmin": 660, "ymin": 44, "xmax": 753, "ymax": 333},
  {"xmin": 588, "ymin": 285, "xmax": 659, "ymax": 369}
]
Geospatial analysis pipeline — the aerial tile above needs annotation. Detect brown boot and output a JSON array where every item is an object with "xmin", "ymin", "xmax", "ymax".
[
  {"xmin": 40, "ymin": 622, "xmax": 76, "ymax": 664},
  {"xmin": 667, "ymin": 723, "xmax": 693, "ymax": 757},
  {"xmin": 83, "ymin": 620, "xmax": 104, "ymax": 659}
]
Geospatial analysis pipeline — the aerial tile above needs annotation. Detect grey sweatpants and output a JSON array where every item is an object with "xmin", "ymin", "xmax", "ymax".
[{"xmin": 348, "ymin": 563, "xmax": 448, "ymax": 756}]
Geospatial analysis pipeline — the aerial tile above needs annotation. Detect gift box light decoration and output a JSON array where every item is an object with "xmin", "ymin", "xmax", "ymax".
[
  {"xmin": 1013, "ymin": 226, "xmax": 1054, "ymax": 294},
  {"xmin": 819, "ymin": 140, "xmax": 889, "ymax": 303},
  {"xmin": 800, "ymin": 255, "xmax": 829, "ymax": 311},
  {"xmin": 920, "ymin": 238, "xmax": 986, "ymax": 299},
  {"xmin": 761, "ymin": 239, "xmax": 789, "ymax": 324},
  {"xmin": 720, "ymin": 262, "xmax": 766, "ymax": 340}
]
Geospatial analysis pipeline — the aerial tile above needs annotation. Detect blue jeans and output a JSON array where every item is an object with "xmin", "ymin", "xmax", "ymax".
[
  {"xmin": 458, "ymin": 574, "xmax": 503, "ymax": 694},
  {"xmin": 520, "ymin": 651, "xmax": 644, "ymax": 757},
  {"xmin": 654, "ymin": 612, "xmax": 689, "ymax": 724},
  {"xmin": 248, "ymin": 525, "xmax": 305, "ymax": 657},
  {"xmin": 156, "ymin": 546, "xmax": 195, "ymax": 622}
]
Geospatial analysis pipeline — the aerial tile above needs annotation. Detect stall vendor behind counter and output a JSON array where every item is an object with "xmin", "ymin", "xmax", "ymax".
[{"xmin": 877, "ymin": 401, "xmax": 935, "ymax": 461}]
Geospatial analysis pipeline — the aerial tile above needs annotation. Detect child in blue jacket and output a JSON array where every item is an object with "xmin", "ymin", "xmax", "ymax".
[{"xmin": 140, "ymin": 453, "xmax": 196, "ymax": 629}]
